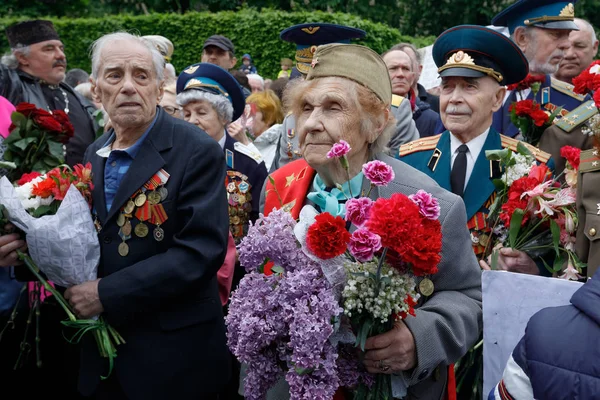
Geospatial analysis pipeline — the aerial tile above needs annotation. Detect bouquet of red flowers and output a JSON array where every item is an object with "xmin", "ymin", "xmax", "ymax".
[
  {"xmin": 0, "ymin": 164, "xmax": 124, "ymax": 378},
  {"xmin": 484, "ymin": 144, "xmax": 586, "ymax": 279},
  {"xmin": 507, "ymin": 74, "xmax": 561, "ymax": 146},
  {"xmin": 572, "ymin": 60, "xmax": 600, "ymax": 138},
  {"xmin": 0, "ymin": 102, "xmax": 74, "ymax": 181}
]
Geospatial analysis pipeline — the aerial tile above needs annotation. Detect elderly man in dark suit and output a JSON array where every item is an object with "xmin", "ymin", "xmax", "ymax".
[{"xmin": 63, "ymin": 32, "xmax": 230, "ymax": 400}]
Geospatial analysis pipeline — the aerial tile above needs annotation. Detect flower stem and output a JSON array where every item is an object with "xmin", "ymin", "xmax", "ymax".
[
  {"xmin": 17, "ymin": 250, "xmax": 77, "ymax": 321},
  {"xmin": 374, "ymin": 247, "xmax": 388, "ymax": 297}
]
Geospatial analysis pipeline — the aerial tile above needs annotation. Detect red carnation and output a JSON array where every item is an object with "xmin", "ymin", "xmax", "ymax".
[
  {"xmin": 506, "ymin": 74, "xmax": 545, "ymax": 91},
  {"xmin": 32, "ymin": 177, "xmax": 57, "ymax": 198},
  {"xmin": 366, "ymin": 193, "xmax": 442, "ymax": 276},
  {"xmin": 560, "ymin": 146, "xmax": 581, "ymax": 170},
  {"xmin": 306, "ymin": 212, "xmax": 351, "ymax": 259},
  {"xmin": 500, "ymin": 176, "xmax": 539, "ymax": 226},
  {"xmin": 572, "ymin": 60, "xmax": 600, "ymax": 96},
  {"xmin": 17, "ymin": 171, "xmax": 42, "ymax": 186},
  {"xmin": 15, "ymin": 102, "xmax": 38, "ymax": 117},
  {"xmin": 530, "ymin": 109, "xmax": 549, "ymax": 127}
]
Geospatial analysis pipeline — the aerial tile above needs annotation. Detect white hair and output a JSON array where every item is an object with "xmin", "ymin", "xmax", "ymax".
[
  {"xmin": 176, "ymin": 90, "xmax": 234, "ymax": 123},
  {"xmin": 1, "ymin": 45, "xmax": 31, "ymax": 69},
  {"xmin": 90, "ymin": 32, "xmax": 165, "ymax": 83},
  {"xmin": 74, "ymin": 82, "xmax": 93, "ymax": 102},
  {"xmin": 247, "ymin": 73, "xmax": 265, "ymax": 89},
  {"xmin": 575, "ymin": 18, "xmax": 598, "ymax": 43}
]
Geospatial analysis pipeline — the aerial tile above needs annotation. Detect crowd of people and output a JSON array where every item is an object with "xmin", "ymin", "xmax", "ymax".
[{"xmin": 0, "ymin": 0, "xmax": 599, "ymax": 399}]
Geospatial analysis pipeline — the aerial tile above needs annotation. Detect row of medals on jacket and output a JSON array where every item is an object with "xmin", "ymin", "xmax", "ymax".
[{"xmin": 117, "ymin": 185, "xmax": 168, "ymax": 257}]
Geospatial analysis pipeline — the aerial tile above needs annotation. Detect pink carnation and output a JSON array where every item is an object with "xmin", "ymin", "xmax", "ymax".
[
  {"xmin": 348, "ymin": 229, "xmax": 382, "ymax": 262},
  {"xmin": 408, "ymin": 189, "xmax": 440, "ymax": 220},
  {"xmin": 345, "ymin": 197, "xmax": 374, "ymax": 226},
  {"xmin": 326, "ymin": 140, "xmax": 351, "ymax": 158},
  {"xmin": 362, "ymin": 160, "xmax": 394, "ymax": 186}
]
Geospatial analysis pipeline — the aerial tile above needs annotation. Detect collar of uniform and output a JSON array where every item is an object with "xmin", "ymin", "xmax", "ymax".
[
  {"xmin": 450, "ymin": 127, "xmax": 490, "ymax": 163},
  {"xmin": 218, "ymin": 129, "xmax": 227, "ymax": 150},
  {"xmin": 95, "ymin": 112, "xmax": 158, "ymax": 158}
]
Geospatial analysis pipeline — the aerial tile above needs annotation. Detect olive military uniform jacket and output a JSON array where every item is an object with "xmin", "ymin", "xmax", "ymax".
[{"xmin": 576, "ymin": 147, "xmax": 600, "ymax": 279}]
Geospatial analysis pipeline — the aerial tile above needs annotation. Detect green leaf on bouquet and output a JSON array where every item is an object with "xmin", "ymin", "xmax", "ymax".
[
  {"xmin": 540, "ymin": 257, "xmax": 554, "ymax": 275},
  {"xmin": 30, "ymin": 203, "xmax": 59, "ymax": 217},
  {"xmin": 516, "ymin": 142, "xmax": 533, "ymax": 157},
  {"xmin": 492, "ymin": 178, "xmax": 506, "ymax": 191},
  {"xmin": 355, "ymin": 318, "xmax": 373, "ymax": 351},
  {"xmin": 31, "ymin": 159, "xmax": 48, "ymax": 173},
  {"xmin": 548, "ymin": 106, "xmax": 563, "ymax": 122},
  {"xmin": 257, "ymin": 258, "xmax": 270, "ymax": 274},
  {"xmin": 550, "ymin": 219, "xmax": 561, "ymax": 257},
  {"xmin": 10, "ymin": 111, "xmax": 26, "ymax": 125},
  {"xmin": 48, "ymin": 140, "xmax": 64, "ymax": 159},
  {"xmin": 490, "ymin": 249, "xmax": 500, "ymax": 270},
  {"xmin": 13, "ymin": 137, "xmax": 36, "ymax": 151},
  {"xmin": 4, "ymin": 127, "xmax": 20, "ymax": 143},
  {"xmin": 553, "ymin": 252, "xmax": 567, "ymax": 272},
  {"xmin": 270, "ymin": 265, "xmax": 284, "ymax": 275},
  {"xmin": 0, "ymin": 161, "xmax": 17, "ymax": 170},
  {"xmin": 485, "ymin": 149, "xmax": 510, "ymax": 161},
  {"xmin": 508, "ymin": 209, "xmax": 525, "ymax": 249},
  {"xmin": 294, "ymin": 366, "xmax": 315, "ymax": 375}
]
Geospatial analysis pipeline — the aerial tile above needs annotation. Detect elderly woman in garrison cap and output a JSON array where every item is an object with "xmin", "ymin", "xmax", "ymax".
[{"xmin": 260, "ymin": 43, "xmax": 482, "ymax": 400}]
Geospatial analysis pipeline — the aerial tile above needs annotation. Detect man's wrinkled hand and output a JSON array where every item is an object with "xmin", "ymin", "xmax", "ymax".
[
  {"xmin": 64, "ymin": 279, "xmax": 104, "ymax": 319},
  {"xmin": 363, "ymin": 320, "xmax": 417, "ymax": 374},
  {"xmin": 0, "ymin": 225, "xmax": 27, "ymax": 267},
  {"xmin": 480, "ymin": 247, "xmax": 539, "ymax": 275}
]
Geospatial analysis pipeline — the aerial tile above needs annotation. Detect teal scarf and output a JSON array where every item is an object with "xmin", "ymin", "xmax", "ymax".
[{"xmin": 306, "ymin": 172, "xmax": 364, "ymax": 218}]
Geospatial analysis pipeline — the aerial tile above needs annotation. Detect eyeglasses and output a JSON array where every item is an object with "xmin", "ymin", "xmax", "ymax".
[{"xmin": 163, "ymin": 105, "xmax": 181, "ymax": 116}]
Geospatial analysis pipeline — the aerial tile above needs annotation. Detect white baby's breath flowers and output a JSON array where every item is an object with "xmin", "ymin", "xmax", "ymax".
[
  {"xmin": 502, "ymin": 153, "xmax": 536, "ymax": 186},
  {"xmin": 342, "ymin": 260, "xmax": 419, "ymax": 324}
]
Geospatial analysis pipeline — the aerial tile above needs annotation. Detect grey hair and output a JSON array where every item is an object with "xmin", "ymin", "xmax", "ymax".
[
  {"xmin": 247, "ymin": 73, "xmax": 265, "ymax": 89},
  {"xmin": 1, "ymin": 45, "xmax": 31, "ymax": 69},
  {"xmin": 385, "ymin": 42, "xmax": 422, "ymax": 66},
  {"xmin": 90, "ymin": 32, "xmax": 165, "ymax": 83},
  {"xmin": 575, "ymin": 18, "xmax": 598, "ymax": 43},
  {"xmin": 511, "ymin": 25, "xmax": 535, "ymax": 42},
  {"xmin": 176, "ymin": 90, "xmax": 234, "ymax": 123}
]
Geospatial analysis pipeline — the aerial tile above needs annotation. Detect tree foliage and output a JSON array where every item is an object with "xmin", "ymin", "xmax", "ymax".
[
  {"xmin": 0, "ymin": 9, "xmax": 435, "ymax": 80},
  {"xmin": 1, "ymin": 0, "xmax": 598, "ymax": 38}
]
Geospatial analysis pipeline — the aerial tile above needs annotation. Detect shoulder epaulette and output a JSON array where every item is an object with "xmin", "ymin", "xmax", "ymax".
[
  {"xmin": 551, "ymin": 77, "xmax": 586, "ymax": 101},
  {"xmin": 500, "ymin": 134, "xmax": 551, "ymax": 163},
  {"xmin": 398, "ymin": 134, "xmax": 441, "ymax": 157},
  {"xmin": 391, "ymin": 94, "xmax": 405, "ymax": 108},
  {"xmin": 286, "ymin": 111, "xmax": 293, "ymax": 116},
  {"xmin": 554, "ymin": 100, "xmax": 598, "ymax": 132},
  {"xmin": 579, "ymin": 148, "xmax": 600, "ymax": 173},
  {"xmin": 234, "ymin": 142, "xmax": 264, "ymax": 164}
]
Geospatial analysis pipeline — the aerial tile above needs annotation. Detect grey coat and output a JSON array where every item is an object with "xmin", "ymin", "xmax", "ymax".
[{"xmin": 253, "ymin": 153, "xmax": 482, "ymax": 399}]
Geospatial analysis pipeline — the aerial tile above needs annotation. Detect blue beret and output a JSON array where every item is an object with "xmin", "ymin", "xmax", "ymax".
[
  {"xmin": 176, "ymin": 62, "xmax": 246, "ymax": 121},
  {"xmin": 279, "ymin": 23, "xmax": 366, "ymax": 75},
  {"xmin": 492, "ymin": 0, "xmax": 578, "ymax": 34},
  {"xmin": 433, "ymin": 25, "xmax": 528, "ymax": 86}
]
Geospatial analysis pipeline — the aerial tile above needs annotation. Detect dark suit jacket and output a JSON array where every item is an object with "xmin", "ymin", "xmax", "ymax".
[{"xmin": 81, "ymin": 108, "xmax": 230, "ymax": 399}]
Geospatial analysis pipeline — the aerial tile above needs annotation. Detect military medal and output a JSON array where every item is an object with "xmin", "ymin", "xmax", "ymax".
[
  {"xmin": 117, "ymin": 213, "xmax": 126, "ymax": 227},
  {"xmin": 148, "ymin": 191, "xmax": 161, "ymax": 205},
  {"xmin": 122, "ymin": 220, "xmax": 132, "ymax": 236},
  {"xmin": 135, "ymin": 192, "xmax": 147, "ymax": 207},
  {"xmin": 419, "ymin": 278, "xmax": 434, "ymax": 297},
  {"xmin": 158, "ymin": 187, "xmax": 168, "ymax": 201},
  {"xmin": 124, "ymin": 200, "xmax": 135, "ymax": 214},
  {"xmin": 118, "ymin": 242, "xmax": 129, "ymax": 257},
  {"xmin": 153, "ymin": 226, "xmax": 164, "ymax": 241},
  {"xmin": 134, "ymin": 222, "xmax": 149, "ymax": 238}
]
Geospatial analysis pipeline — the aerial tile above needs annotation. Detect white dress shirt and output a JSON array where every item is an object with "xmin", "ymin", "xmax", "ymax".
[{"xmin": 449, "ymin": 128, "xmax": 490, "ymax": 191}]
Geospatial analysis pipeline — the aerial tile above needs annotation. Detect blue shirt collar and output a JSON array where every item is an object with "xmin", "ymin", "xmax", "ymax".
[{"xmin": 97, "ymin": 111, "xmax": 158, "ymax": 159}]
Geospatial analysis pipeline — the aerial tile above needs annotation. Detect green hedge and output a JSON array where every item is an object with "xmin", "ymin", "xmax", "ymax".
[{"xmin": 0, "ymin": 9, "xmax": 436, "ymax": 80}]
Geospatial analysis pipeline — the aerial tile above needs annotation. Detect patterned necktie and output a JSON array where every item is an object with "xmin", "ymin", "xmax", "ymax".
[{"xmin": 451, "ymin": 144, "xmax": 469, "ymax": 197}]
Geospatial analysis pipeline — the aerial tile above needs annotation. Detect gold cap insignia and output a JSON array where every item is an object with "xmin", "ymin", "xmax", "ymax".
[
  {"xmin": 560, "ymin": 3, "xmax": 575, "ymax": 17},
  {"xmin": 438, "ymin": 50, "xmax": 503, "ymax": 83},
  {"xmin": 183, "ymin": 65, "xmax": 199, "ymax": 74},
  {"xmin": 301, "ymin": 26, "xmax": 320, "ymax": 35}
]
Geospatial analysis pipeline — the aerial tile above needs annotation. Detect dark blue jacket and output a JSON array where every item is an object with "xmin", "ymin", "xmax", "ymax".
[{"xmin": 490, "ymin": 273, "xmax": 600, "ymax": 399}]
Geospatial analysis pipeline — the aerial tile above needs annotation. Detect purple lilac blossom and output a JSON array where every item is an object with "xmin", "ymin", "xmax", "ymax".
[
  {"xmin": 238, "ymin": 209, "xmax": 309, "ymax": 273},
  {"xmin": 336, "ymin": 343, "xmax": 375, "ymax": 389},
  {"xmin": 408, "ymin": 189, "xmax": 441, "ymax": 220}
]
